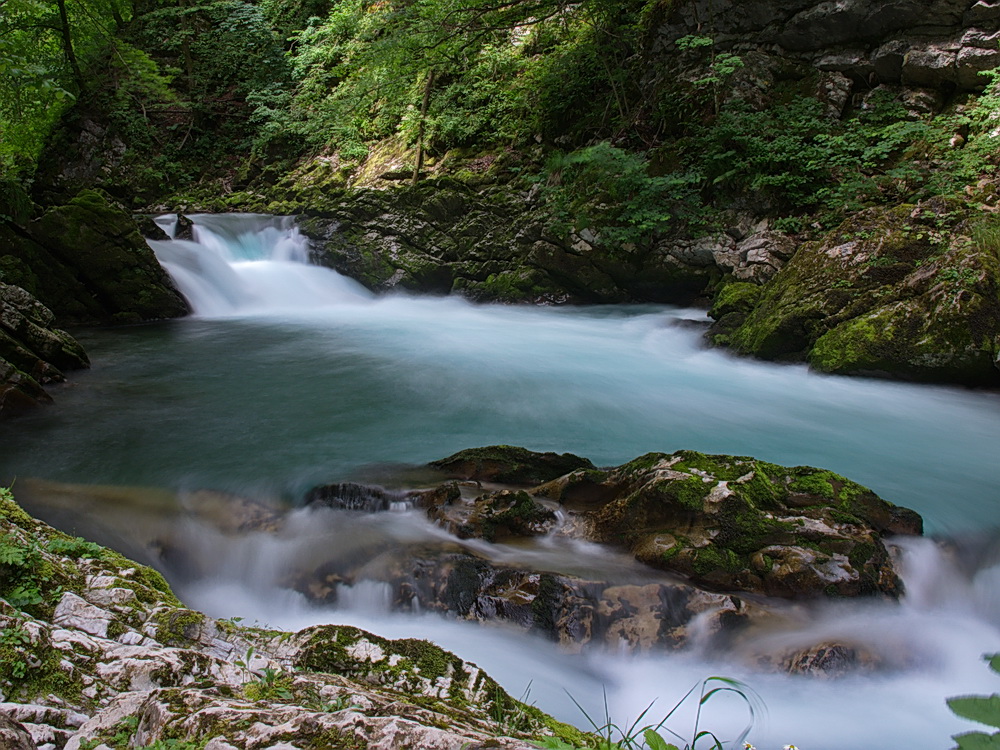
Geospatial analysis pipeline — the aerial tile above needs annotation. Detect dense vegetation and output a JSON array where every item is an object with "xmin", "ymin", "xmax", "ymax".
[{"xmin": 2, "ymin": 0, "xmax": 999, "ymax": 243}]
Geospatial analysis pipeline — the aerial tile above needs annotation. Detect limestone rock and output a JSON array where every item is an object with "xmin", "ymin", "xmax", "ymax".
[
  {"xmin": 0, "ymin": 714, "xmax": 37, "ymax": 750},
  {"xmin": 0, "ymin": 487, "xmax": 574, "ymax": 749},
  {"xmin": 713, "ymin": 200, "xmax": 1000, "ymax": 385}
]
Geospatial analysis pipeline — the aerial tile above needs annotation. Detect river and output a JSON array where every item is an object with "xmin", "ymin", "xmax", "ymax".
[{"xmin": 2, "ymin": 214, "xmax": 999, "ymax": 749}]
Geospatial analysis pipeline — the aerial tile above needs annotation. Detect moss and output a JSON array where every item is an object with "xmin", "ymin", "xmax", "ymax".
[
  {"xmin": 848, "ymin": 541, "xmax": 876, "ymax": 570},
  {"xmin": 617, "ymin": 452, "xmax": 670, "ymax": 474},
  {"xmin": 393, "ymin": 638, "xmax": 462, "ymax": 682},
  {"xmin": 710, "ymin": 281, "xmax": 763, "ymax": 320},
  {"xmin": 715, "ymin": 496, "xmax": 791, "ymax": 555},
  {"xmin": 430, "ymin": 445, "xmax": 595, "ymax": 484},
  {"xmin": 154, "ymin": 608, "xmax": 206, "ymax": 646},
  {"xmin": 691, "ymin": 546, "xmax": 744, "ymax": 576},
  {"xmin": 788, "ymin": 469, "xmax": 838, "ymax": 500}
]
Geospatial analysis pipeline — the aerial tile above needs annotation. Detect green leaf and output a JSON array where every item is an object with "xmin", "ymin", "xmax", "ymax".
[
  {"xmin": 643, "ymin": 728, "xmax": 679, "ymax": 750},
  {"xmin": 949, "ymin": 695, "xmax": 1000, "ymax": 729},
  {"xmin": 953, "ymin": 731, "xmax": 1000, "ymax": 750},
  {"xmin": 987, "ymin": 655, "xmax": 1000, "ymax": 676}
]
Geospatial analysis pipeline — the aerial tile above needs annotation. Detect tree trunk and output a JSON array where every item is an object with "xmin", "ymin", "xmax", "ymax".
[
  {"xmin": 411, "ymin": 68, "xmax": 435, "ymax": 186},
  {"xmin": 56, "ymin": 0, "xmax": 86, "ymax": 94}
]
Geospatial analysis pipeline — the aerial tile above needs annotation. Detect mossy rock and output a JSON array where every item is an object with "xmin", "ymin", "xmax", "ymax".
[
  {"xmin": 722, "ymin": 201, "xmax": 1000, "ymax": 385},
  {"xmin": 430, "ymin": 445, "xmax": 595, "ymax": 485},
  {"xmin": 586, "ymin": 450, "xmax": 921, "ymax": 599},
  {"xmin": 22, "ymin": 189, "xmax": 189, "ymax": 324}
]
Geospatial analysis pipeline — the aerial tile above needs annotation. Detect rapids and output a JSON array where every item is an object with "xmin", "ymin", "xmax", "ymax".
[{"xmin": 2, "ymin": 213, "xmax": 999, "ymax": 749}]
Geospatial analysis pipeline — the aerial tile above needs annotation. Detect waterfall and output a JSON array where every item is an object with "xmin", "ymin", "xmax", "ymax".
[{"xmin": 147, "ymin": 213, "xmax": 372, "ymax": 316}]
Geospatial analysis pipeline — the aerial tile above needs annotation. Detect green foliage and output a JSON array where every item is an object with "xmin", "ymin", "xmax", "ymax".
[
  {"xmin": 950, "ymin": 654, "xmax": 1000, "ymax": 749},
  {"xmin": 46, "ymin": 535, "xmax": 105, "ymax": 559},
  {"xmin": 540, "ymin": 141, "xmax": 699, "ymax": 248},
  {"xmin": 0, "ymin": 531, "xmax": 46, "ymax": 610},
  {"xmin": 533, "ymin": 677, "xmax": 760, "ymax": 749},
  {"xmin": 243, "ymin": 666, "xmax": 295, "ymax": 702}
]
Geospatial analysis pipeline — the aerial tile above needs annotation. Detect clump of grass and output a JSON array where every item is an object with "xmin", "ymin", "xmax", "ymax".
[{"xmin": 533, "ymin": 676, "xmax": 765, "ymax": 749}]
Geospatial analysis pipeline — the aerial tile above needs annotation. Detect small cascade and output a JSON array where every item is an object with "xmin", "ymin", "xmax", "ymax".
[{"xmin": 147, "ymin": 213, "xmax": 372, "ymax": 316}]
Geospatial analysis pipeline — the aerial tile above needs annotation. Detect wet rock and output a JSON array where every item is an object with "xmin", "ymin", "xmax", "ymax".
[
  {"xmin": 750, "ymin": 641, "xmax": 883, "ymax": 678},
  {"xmin": 581, "ymin": 450, "xmax": 921, "ymax": 599},
  {"xmin": 425, "ymin": 488, "xmax": 557, "ymax": 542},
  {"xmin": 0, "ymin": 282, "xmax": 89, "ymax": 419},
  {"xmin": 328, "ymin": 544, "xmax": 767, "ymax": 653},
  {"xmin": 0, "ymin": 487, "xmax": 569, "ymax": 749},
  {"xmin": 305, "ymin": 482, "xmax": 413, "ymax": 513},
  {"xmin": 429, "ymin": 445, "xmax": 595, "ymax": 485},
  {"xmin": 132, "ymin": 215, "xmax": 170, "ymax": 241}
]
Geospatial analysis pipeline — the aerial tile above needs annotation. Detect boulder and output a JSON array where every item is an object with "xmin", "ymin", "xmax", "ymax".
[
  {"xmin": 713, "ymin": 200, "xmax": 1000, "ymax": 385},
  {"xmin": 0, "ymin": 283, "xmax": 89, "ymax": 419},
  {"xmin": 25, "ymin": 190, "xmax": 189, "ymax": 324},
  {"xmin": 575, "ymin": 451, "xmax": 921, "ymax": 599},
  {"xmin": 429, "ymin": 445, "xmax": 595, "ymax": 485}
]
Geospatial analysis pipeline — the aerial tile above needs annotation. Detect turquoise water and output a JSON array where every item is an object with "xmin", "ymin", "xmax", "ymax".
[{"xmin": 3, "ymin": 214, "xmax": 1000, "ymax": 749}]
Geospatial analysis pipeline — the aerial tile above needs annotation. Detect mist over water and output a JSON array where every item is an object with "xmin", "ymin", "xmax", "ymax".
[{"xmin": 3, "ymin": 214, "xmax": 1000, "ymax": 748}]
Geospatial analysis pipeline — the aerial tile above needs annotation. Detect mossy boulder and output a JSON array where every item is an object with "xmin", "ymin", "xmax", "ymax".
[
  {"xmin": 582, "ymin": 450, "xmax": 921, "ymax": 599},
  {"xmin": 713, "ymin": 200, "xmax": 1000, "ymax": 385},
  {"xmin": 1, "ymin": 190, "xmax": 188, "ymax": 326},
  {"xmin": 430, "ymin": 445, "xmax": 596, "ymax": 485},
  {"xmin": 425, "ymin": 488, "xmax": 558, "ymax": 542},
  {"xmin": 24, "ymin": 190, "xmax": 189, "ymax": 324},
  {"xmin": 0, "ymin": 282, "xmax": 89, "ymax": 419}
]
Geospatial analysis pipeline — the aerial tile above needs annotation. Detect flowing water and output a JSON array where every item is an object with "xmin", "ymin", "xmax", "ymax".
[{"xmin": 3, "ymin": 214, "xmax": 1000, "ymax": 749}]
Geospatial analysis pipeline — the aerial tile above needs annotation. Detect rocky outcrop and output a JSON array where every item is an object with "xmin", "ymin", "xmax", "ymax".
[
  {"xmin": 0, "ymin": 190, "xmax": 188, "ymax": 326},
  {"xmin": 0, "ymin": 487, "xmax": 580, "ymax": 750},
  {"xmin": 711, "ymin": 196, "xmax": 1000, "ymax": 384},
  {"xmin": 572, "ymin": 451, "xmax": 921, "ymax": 599},
  {"xmin": 654, "ymin": 0, "xmax": 1000, "ymax": 96},
  {"xmin": 0, "ymin": 283, "xmax": 89, "ymax": 419},
  {"xmin": 293, "ymin": 182, "xmax": 726, "ymax": 304}
]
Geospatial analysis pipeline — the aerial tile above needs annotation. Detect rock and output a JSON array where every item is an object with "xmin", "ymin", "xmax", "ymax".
[
  {"xmin": 715, "ymin": 201, "xmax": 1000, "ymax": 385},
  {"xmin": 24, "ymin": 190, "xmax": 189, "ymax": 324},
  {"xmin": 0, "ymin": 487, "xmax": 576, "ymax": 749},
  {"xmin": 429, "ymin": 445, "xmax": 595, "ymax": 485},
  {"xmin": 581, "ymin": 450, "xmax": 921, "ymax": 599},
  {"xmin": 132, "ymin": 215, "xmax": 170, "ymax": 241},
  {"xmin": 0, "ymin": 283, "xmax": 89, "ymax": 419},
  {"xmin": 305, "ymin": 482, "xmax": 412, "ymax": 513},
  {"xmin": 425, "ymin": 488, "xmax": 557, "ymax": 542},
  {"xmin": 0, "ymin": 714, "xmax": 37, "ymax": 750}
]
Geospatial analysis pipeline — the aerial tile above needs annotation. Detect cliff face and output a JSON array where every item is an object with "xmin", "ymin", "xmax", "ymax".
[{"xmin": 655, "ymin": 0, "xmax": 1000, "ymax": 93}]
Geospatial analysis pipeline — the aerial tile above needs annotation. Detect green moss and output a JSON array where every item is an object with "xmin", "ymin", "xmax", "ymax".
[
  {"xmin": 691, "ymin": 546, "xmax": 744, "ymax": 576},
  {"xmin": 153, "ymin": 608, "xmax": 206, "ymax": 646},
  {"xmin": 710, "ymin": 281, "xmax": 763, "ymax": 319}
]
